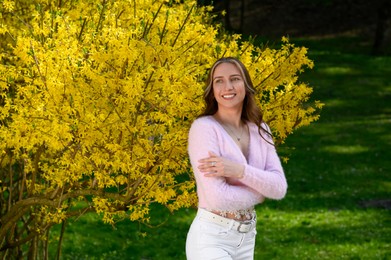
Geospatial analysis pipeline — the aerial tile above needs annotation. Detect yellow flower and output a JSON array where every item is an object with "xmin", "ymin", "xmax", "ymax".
[{"xmin": 2, "ymin": 0, "xmax": 15, "ymax": 12}]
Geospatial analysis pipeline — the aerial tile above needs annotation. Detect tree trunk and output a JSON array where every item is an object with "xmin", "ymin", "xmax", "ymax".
[
  {"xmin": 372, "ymin": 1, "xmax": 391, "ymax": 55},
  {"xmin": 239, "ymin": 0, "xmax": 245, "ymax": 33},
  {"xmin": 56, "ymin": 221, "xmax": 67, "ymax": 260},
  {"xmin": 224, "ymin": 0, "xmax": 233, "ymax": 31},
  {"xmin": 27, "ymin": 237, "xmax": 37, "ymax": 260}
]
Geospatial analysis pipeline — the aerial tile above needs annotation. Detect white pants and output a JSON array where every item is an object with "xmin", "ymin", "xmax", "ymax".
[{"xmin": 186, "ymin": 209, "xmax": 257, "ymax": 260}]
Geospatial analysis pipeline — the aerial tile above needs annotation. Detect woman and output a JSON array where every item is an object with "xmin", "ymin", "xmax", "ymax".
[{"xmin": 186, "ymin": 57, "xmax": 288, "ymax": 260}]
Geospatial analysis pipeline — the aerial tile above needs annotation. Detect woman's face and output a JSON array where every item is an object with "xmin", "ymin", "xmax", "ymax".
[{"xmin": 212, "ymin": 62, "xmax": 246, "ymax": 112}]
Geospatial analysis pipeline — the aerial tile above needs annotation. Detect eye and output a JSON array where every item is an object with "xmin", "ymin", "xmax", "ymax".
[
  {"xmin": 231, "ymin": 76, "xmax": 241, "ymax": 81},
  {"xmin": 214, "ymin": 79, "xmax": 223, "ymax": 84}
]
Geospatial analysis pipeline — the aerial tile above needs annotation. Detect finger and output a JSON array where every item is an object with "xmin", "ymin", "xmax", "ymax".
[
  {"xmin": 198, "ymin": 158, "xmax": 208, "ymax": 163},
  {"xmin": 204, "ymin": 170, "xmax": 219, "ymax": 177},
  {"xmin": 208, "ymin": 151, "xmax": 218, "ymax": 158},
  {"xmin": 198, "ymin": 163, "xmax": 214, "ymax": 172},
  {"xmin": 198, "ymin": 160, "xmax": 213, "ymax": 167},
  {"xmin": 198, "ymin": 156, "xmax": 213, "ymax": 163},
  {"xmin": 197, "ymin": 163, "xmax": 209, "ymax": 170}
]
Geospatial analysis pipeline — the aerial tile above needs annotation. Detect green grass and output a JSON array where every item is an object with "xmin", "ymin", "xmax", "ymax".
[{"xmin": 49, "ymin": 36, "xmax": 391, "ymax": 259}]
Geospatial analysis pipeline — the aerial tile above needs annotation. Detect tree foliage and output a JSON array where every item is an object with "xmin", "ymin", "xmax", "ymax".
[{"xmin": 0, "ymin": 0, "xmax": 322, "ymax": 258}]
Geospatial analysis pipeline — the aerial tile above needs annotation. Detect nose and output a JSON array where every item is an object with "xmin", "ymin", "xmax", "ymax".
[{"xmin": 224, "ymin": 81, "xmax": 234, "ymax": 90}]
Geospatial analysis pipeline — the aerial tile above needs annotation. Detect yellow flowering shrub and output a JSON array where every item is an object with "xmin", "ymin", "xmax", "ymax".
[{"xmin": 0, "ymin": 0, "xmax": 322, "ymax": 257}]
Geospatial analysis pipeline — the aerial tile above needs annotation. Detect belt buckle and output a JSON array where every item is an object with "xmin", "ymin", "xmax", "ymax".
[{"xmin": 237, "ymin": 221, "xmax": 252, "ymax": 233}]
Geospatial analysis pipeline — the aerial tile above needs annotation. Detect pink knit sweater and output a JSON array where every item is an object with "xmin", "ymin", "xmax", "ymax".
[{"xmin": 188, "ymin": 116, "xmax": 287, "ymax": 214}]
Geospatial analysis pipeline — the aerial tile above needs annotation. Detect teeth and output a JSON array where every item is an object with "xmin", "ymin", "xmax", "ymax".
[{"xmin": 223, "ymin": 94, "xmax": 235, "ymax": 98}]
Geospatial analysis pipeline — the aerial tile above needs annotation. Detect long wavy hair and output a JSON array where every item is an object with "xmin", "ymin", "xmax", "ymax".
[{"xmin": 199, "ymin": 57, "xmax": 272, "ymax": 140}]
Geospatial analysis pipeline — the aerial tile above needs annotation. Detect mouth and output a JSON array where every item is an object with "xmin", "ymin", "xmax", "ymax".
[{"xmin": 222, "ymin": 94, "xmax": 236, "ymax": 99}]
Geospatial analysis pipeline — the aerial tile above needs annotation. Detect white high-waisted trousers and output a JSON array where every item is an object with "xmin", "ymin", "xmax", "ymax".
[{"xmin": 186, "ymin": 208, "xmax": 257, "ymax": 260}]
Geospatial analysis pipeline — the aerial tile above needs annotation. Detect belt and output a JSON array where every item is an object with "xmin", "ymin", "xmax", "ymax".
[{"xmin": 197, "ymin": 209, "xmax": 256, "ymax": 233}]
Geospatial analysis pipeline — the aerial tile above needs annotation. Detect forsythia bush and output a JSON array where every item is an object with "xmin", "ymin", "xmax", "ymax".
[{"xmin": 0, "ymin": 0, "xmax": 322, "ymax": 257}]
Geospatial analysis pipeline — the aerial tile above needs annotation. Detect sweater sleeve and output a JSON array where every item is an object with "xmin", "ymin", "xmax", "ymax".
[
  {"xmin": 240, "ymin": 127, "xmax": 288, "ymax": 200},
  {"xmin": 188, "ymin": 118, "xmax": 263, "ymax": 211}
]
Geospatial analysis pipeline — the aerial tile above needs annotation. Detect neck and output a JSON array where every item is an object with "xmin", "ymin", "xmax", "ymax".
[{"xmin": 214, "ymin": 110, "xmax": 242, "ymax": 128}]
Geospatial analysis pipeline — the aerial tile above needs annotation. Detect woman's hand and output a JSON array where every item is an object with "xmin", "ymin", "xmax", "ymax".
[{"xmin": 198, "ymin": 151, "xmax": 244, "ymax": 179}]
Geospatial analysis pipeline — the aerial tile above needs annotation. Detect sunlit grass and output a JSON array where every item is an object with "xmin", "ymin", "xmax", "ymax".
[
  {"xmin": 320, "ymin": 67, "xmax": 356, "ymax": 75},
  {"xmin": 255, "ymin": 208, "xmax": 390, "ymax": 259},
  {"xmin": 321, "ymin": 145, "xmax": 369, "ymax": 154}
]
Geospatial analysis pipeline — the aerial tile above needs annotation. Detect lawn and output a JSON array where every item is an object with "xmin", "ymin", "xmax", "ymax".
[{"xmin": 49, "ymin": 36, "xmax": 391, "ymax": 259}]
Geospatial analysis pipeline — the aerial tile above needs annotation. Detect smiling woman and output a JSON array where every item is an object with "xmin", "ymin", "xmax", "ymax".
[{"xmin": 186, "ymin": 57, "xmax": 288, "ymax": 260}]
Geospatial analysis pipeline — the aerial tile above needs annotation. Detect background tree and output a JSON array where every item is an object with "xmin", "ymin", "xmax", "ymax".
[
  {"xmin": 372, "ymin": 0, "xmax": 391, "ymax": 55},
  {"xmin": 0, "ymin": 0, "xmax": 322, "ymax": 258},
  {"xmin": 202, "ymin": 0, "xmax": 391, "ymax": 55}
]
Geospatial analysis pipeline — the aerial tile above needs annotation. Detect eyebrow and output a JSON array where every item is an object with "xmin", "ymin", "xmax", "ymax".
[{"xmin": 213, "ymin": 74, "xmax": 242, "ymax": 80}]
